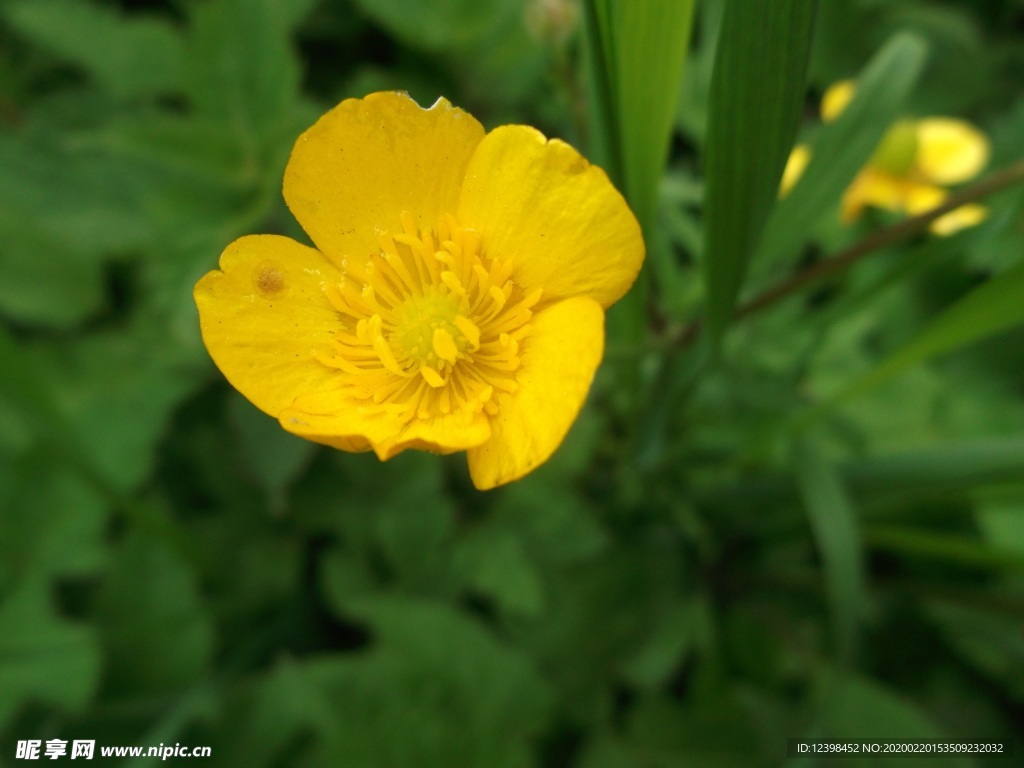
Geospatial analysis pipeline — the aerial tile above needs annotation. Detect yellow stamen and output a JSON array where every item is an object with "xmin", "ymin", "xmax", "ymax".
[{"xmin": 315, "ymin": 214, "xmax": 534, "ymax": 426}]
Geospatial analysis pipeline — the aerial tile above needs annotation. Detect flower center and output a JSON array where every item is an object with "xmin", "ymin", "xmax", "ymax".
[
  {"xmin": 318, "ymin": 212, "xmax": 541, "ymax": 424},
  {"xmin": 392, "ymin": 288, "xmax": 467, "ymax": 369}
]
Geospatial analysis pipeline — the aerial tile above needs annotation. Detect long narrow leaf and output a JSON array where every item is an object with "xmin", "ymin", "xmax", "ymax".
[
  {"xmin": 865, "ymin": 526, "xmax": 1024, "ymax": 573},
  {"xmin": 755, "ymin": 33, "xmax": 929, "ymax": 275},
  {"xmin": 702, "ymin": 0, "xmax": 817, "ymax": 343},
  {"xmin": 795, "ymin": 436, "xmax": 870, "ymax": 661},
  {"xmin": 586, "ymin": 0, "xmax": 697, "ymax": 404},
  {"xmin": 588, "ymin": 0, "xmax": 695, "ymax": 231}
]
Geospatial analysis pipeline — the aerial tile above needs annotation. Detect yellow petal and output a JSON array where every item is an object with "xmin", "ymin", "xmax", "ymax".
[
  {"xmin": 893, "ymin": 181, "xmax": 987, "ymax": 236},
  {"xmin": 279, "ymin": 389, "xmax": 491, "ymax": 460},
  {"xmin": 467, "ymin": 296, "xmax": 604, "ymax": 490},
  {"xmin": 780, "ymin": 144, "xmax": 811, "ymax": 197},
  {"xmin": 283, "ymin": 92, "xmax": 485, "ymax": 266},
  {"xmin": 822, "ymin": 79, "xmax": 856, "ymax": 123},
  {"xmin": 904, "ymin": 183, "xmax": 947, "ymax": 216},
  {"xmin": 914, "ymin": 118, "xmax": 990, "ymax": 185},
  {"xmin": 457, "ymin": 125, "xmax": 644, "ymax": 309},
  {"xmin": 930, "ymin": 204, "xmax": 987, "ymax": 236},
  {"xmin": 193, "ymin": 235, "xmax": 344, "ymax": 417},
  {"xmin": 841, "ymin": 168, "xmax": 908, "ymax": 223}
]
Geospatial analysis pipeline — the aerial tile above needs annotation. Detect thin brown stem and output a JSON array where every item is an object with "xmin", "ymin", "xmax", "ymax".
[{"xmin": 673, "ymin": 158, "xmax": 1024, "ymax": 348}]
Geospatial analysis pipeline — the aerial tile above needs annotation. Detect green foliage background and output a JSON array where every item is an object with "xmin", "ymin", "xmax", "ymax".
[{"xmin": 1, "ymin": 0, "xmax": 1023, "ymax": 765}]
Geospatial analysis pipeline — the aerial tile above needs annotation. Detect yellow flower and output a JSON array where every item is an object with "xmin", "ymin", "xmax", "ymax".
[
  {"xmin": 784, "ymin": 80, "xmax": 991, "ymax": 236},
  {"xmin": 781, "ymin": 144, "xmax": 811, "ymax": 197},
  {"xmin": 821, "ymin": 79, "xmax": 856, "ymax": 124},
  {"xmin": 194, "ymin": 92, "xmax": 644, "ymax": 490}
]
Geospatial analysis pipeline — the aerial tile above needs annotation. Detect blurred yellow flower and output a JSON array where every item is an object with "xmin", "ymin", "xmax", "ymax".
[
  {"xmin": 781, "ymin": 144, "xmax": 811, "ymax": 197},
  {"xmin": 194, "ymin": 92, "xmax": 643, "ymax": 490},
  {"xmin": 784, "ymin": 80, "xmax": 990, "ymax": 235}
]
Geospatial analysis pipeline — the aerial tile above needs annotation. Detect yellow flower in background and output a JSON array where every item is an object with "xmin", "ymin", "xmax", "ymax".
[
  {"xmin": 781, "ymin": 144, "xmax": 811, "ymax": 197},
  {"xmin": 194, "ymin": 92, "xmax": 643, "ymax": 490},
  {"xmin": 784, "ymin": 80, "xmax": 990, "ymax": 235}
]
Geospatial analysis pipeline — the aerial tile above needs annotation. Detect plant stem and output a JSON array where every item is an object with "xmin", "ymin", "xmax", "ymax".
[{"xmin": 673, "ymin": 158, "xmax": 1024, "ymax": 348}]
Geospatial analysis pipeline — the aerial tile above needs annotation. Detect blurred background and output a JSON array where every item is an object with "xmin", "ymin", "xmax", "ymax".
[{"xmin": 1, "ymin": 0, "xmax": 1023, "ymax": 765}]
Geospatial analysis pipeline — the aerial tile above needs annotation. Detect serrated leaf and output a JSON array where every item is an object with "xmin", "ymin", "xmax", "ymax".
[
  {"xmin": 0, "ymin": 455, "xmax": 108, "ymax": 590},
  {"xmin": 0, "ymin": 132, "xmax": 150, "ymax": 254},
  {"xmin": 228, "ymin": 396, "xmax": 315, "ymax": 514},
  {"xmin": 351, "ymin": 0, "xmax": 518, "ymax": 52},
  {"xmin": 0, "ymin": 577, "xmax": 100, "ymax": 727},
  {"xmin": 0, "ymin": 325, "xmax": 100, "ymax": 484},
  {"xmin": 96, "ymin": 534, "xmax": 213, "ymax": 696},
  {"xmin": 457, "ymin": 526, "xmax": 546, "ymax": 617},
  {"xmin": 4, "ymin": 0, "xmax": 184, "ymax": 98},
  {"xmin": 38, "ymin": 325, "xmax": 203, "ymax": 492},
  {"xmin": 822, "ymin": 259, "xmax": 1024, "ymax": 413},
  {"xmin": 304, "ymin": 597, "xmax": 552, "ymax": 768},
  {"xmin": 183, "ymin": 0, "xmax": 312, "ymax": 148},
  {"xmin": 0, "ymin": 207, "xmax": 105, "ymax": 328}
]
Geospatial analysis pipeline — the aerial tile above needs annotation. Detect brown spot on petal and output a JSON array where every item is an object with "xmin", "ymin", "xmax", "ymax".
[{"xmin": 253, "ymin": 260, "xmax": 286, "ymax": 296}]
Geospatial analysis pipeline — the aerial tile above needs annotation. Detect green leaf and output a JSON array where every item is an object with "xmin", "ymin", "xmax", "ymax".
[
  {"xmin": 509, "ymin": 545, "xmax": 679, "ymax": 717},
  {"xmin": 210, "ymin": 658, "xmax": 327, "ymax": 767},
  {"xmin": 96, "ymin": 113, "xmax": 255, "ymax": 186},
  {"xmin": 976, "ymin": 500, "xmax": 1024, "ymax": 557},
  {"xmin": 823, "ymin": 259, "xmax": 1024, "ymax": 413},
  {"xmin": 0, "ymin": 132, "xmax": 150, "ymax": 256},
  {"xmin": 228, "ymin": 396, "xmax": 315, "ymax": 514},
  {"xmin": 0, "ymin": 455, "xmax": 108, "ymax": 590},
  {"xmin": 588, "ymin": 0, "xmax": 696, "ymax": 231},
  {"xmin": 864, "ymin": 525, "xmax": 1024, "ymax": 573},
  {"xmin": 580, "ymin": 693, "xmax": 764, "ymax": 768},
  {"xmin": 844, "ymin": 436, "xmax": 1024, "ymax": 500},
  {"xmin": 816, "ymin": 670, "xmax": 974, "ymax": 768},
  {"xmin": 183, "ymin": 0, "xmax": 313, "ymax": 148},
  {"xmin": 0, "ymin": 127, "xmax": 152, "ymax": 327},
  {"xmin": 925, "ymin": 600, "xmax": 1024, "ymax": 700},
  {"xmin": 456, "ymin": 525, "xmax": 546, "ymax": 617},
  {"xmin": 795, "ymin": 436, "xmax": 870, "ymax": 660},
  {"xmin": 351, "ymin": 0, "xmax": 519, "ymax": 52},
  {"xmin": 620, "ymin": 599, "xmax": 705, "ymax": 690},
  {"xmin": 701, "ymin": 0, "xmax": 817, "ymax": 342},
  {"xmin": 756, "ymin": 33, "xmax": 929, "ymax": 275},
  {"xmin": 305, "ymin": 597, "xmax": 552, "ymax": 768},
  {"xmin": 39, "ymin": 325, "xmax": 203, "ymax": 493},
  {"xmin": 4, "ymin": 0, "xmax": 184, "ymax": 98},
  {"xmin": 0, "ymin": 577, "xmax": 100, "ymax": 727},
  {"xmin": 96, "ymin": 533, "xmax": 214, "ymax": 696},
  {"xmin": 491, "ymin": 480, "xmax": 609, "ymax": 565},
  {"xmin": 298, "ymin": 452, "xmax": 458, "ymax": 596},
  {"xmin": 0, "ymin": 207, "xmax": 105, "ymax": 329},
  {"xmin": 0, "ymin": 325, "xmax": 101, "ymax": 485}
]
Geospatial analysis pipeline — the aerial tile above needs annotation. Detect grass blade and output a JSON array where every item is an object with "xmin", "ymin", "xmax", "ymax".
[
  {"xmin": 755, "ymin": 33, "xmax": 929, "ymax": 276},
  {"xmin": 702, "ymin": 0, "xmax": 817, "ymax": 343},
  {"xmin": 795, "ymin": 436, "xmax": 870, "ymax": 662},
  {"xmin": 587, "ymin": 0, "xmax": 696, "ymax": 232},
  {"xmin": 865, "ymin": 526, "xmax": 1024, "ymax": 573}
]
